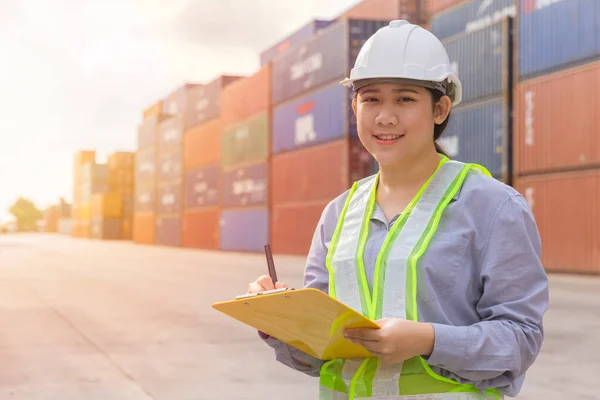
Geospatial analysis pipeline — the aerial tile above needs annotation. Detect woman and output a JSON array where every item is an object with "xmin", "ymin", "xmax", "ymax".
[{"xmin": 248, "ymin": 20, "xmax": 548, "ymax": 399}]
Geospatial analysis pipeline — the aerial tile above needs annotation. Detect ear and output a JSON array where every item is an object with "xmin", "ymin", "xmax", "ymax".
[
  {"xmin": 433, "ymin": 95, "xmax": 452, "ymax": 124},
  {"xmin": 351, "ymin": 95, "xmax": 358, "ymax": 116}
]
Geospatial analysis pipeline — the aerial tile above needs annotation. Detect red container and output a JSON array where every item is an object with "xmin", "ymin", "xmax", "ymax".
[
  {"xmin": 338, "ymin": 0, "xmax": 425, "ymax": 23},
  {"xmin": 133, "ymin": 214, "xmax": 155, "ymax": 245},
  {"xmin": 515, "ymin": 170, "xmax": 600, "ymax": 275},
  {"xmin": 514, "ymin": 61, "xmax": 600, "ymax": 176},
  {"xmin": 271, "ymin": 201, "xmax": 329, "ymax": 256},
  {"xmin": 221, "ymin": 65, "xmax": 271, "ymax": 127},
  {"xmin": 182, "ymin": 208, "xmax": 220, "ymax": 250},
  {"xmin": 183, "ymin": 118, "xmax": 222, "ymax": 169},
  {"xmin": 424, "ymin": 0, "xmax": 464, "ymax": 17},
  {"xmin": 271, "ymin": 139, "xmax": 374, "ymax": 205}
]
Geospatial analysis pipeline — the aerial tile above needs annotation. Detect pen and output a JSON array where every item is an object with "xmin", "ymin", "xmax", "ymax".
[{"xmin": 264, "ymin": 244, "xmax": 278, "ymax": 285}]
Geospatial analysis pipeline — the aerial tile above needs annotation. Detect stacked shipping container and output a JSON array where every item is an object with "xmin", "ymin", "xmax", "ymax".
[
  {"xmin": 182, "ymin": 76, "xmax": 241, "ymax": 249},
  {"xmin": 269, "ymin": 19, "xmax": 385, "ymax": 255},
  {"xmin": 219, "ymin": 68, "xmax": 271, "ymax": 252},
  {"xmin": 72, "ymin": 151, "xmax": 95, "ymax": 238},
  {"xmin": 514, "ymin": 0, "xmax": 600, "ymax": 274}
]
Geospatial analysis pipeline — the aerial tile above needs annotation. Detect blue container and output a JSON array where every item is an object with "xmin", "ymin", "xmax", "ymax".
[
  {"xmin": 185, "ymin": 164, "xmax": 220, "ymax": 209},
  {"xmin": 430, "ymin": 0, "xmax": 515, "ymax": 40},
  {"xmin": 221, "ymin": 162, "xmax": 268, "ymax": 208},
  {"xmin": 271, "ymin": 19, "xmax": 390, "ymax": 104},
  {"xmin": 260, "ymin": 20, "xmax": 332, "ymax": 66},
  {"xmin": 519, "ymin": 0, "xmax": 600, "ymax": 80},
  {"xmin": 157, "ymin": 147, "xmax": 182, "ymax": 182},
  {"xmin": 272, "ymin": 82, "xmax": 353, "ymax": 154},
  {"xmin": 438, "ymin": 97, "xmax": 509, "ymax": 181},
  {"xmin": 443, "ymin": 19, "xmax": 511, "ymax": 105},
  {"xmin": 220, "ymin": 208, "xmax": 269, "ymax": 252},
  {"xmin": 156, "ymin": 216, "xmax": 181, "ymax": 247}
]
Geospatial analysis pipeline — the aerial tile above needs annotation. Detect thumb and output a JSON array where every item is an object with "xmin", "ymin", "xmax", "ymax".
[{"xmin": 275, "ymin": 282, "xmax": 289, "ymax": 289}]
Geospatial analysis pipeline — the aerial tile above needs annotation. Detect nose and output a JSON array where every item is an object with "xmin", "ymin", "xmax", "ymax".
[{"xmin": 375, "ymin": 106, "xmax": 398, "ymax": 126}]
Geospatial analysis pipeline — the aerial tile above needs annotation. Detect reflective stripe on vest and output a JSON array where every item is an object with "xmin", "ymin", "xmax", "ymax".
[
  {"xmin": 319, "ymin": 385, "xmax": 502, "ymax": 400},
  {"xmin": 320, "ymin": 157, "xmax": 501, "ymax": 400}
]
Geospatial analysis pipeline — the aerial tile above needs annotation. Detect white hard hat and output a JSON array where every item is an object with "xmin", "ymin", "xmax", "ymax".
[{"xmin": 341, "ymin": 20, "xmax": 462, "ymax": 106}]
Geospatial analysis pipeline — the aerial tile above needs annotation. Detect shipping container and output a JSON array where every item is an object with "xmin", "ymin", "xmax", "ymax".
[
  {"xmin": 272, "ymin": 82, "xmax": 353, "ymax": 154},
  {"xmin": 260, "ymin": 20, "xmax": 332, "ymax": 67},
  {"xmin": 514, "ymin": 61, "xmax": 600, "ymax": 175},
  {"xmin": 518, "ymin": 0, "xmax": 600, "ymax": 80},
  {"xmin": 135, "ymin": 183, "xmax": 156, "ymax": 214},
  {"xmin": 185, "ymin": 164, "xmax": 220, "ymax": 209},
  {"xmin": 515, "ymin": 170, "xmax": 600, "ymax": 275},
  {"xmin": 271, "ymin": 139, "xmax": 374, "ymax": 205},
  {"xmin": 182, "ymin": 208, "xmax": 220, "ymax": 250},
  {"xmin": 272, "ymin": 19, "xmax": 390, "ymax": 104},
  {"xmin": 180, "ymin": 76, "xmax": 241, "ymax": 129},
  {"xmin": 337, "ymin": 0, "xmax": 426, "ymax": 23},
  {"xmin": 222, "ymin": 162, "xmax": 267, "ymax": 208},
  {"xmin": 220, "ymin": 208, "xmax": 269, "ymax": 252},
  {"xmin": 122, "ymin": 217, "xmax": 133, "ymax": 241},
  {"xmin": 108, "ymin": 152, "xmax": 134, "ymax": 169},
  {"xmin": 108, "ymin": 169, "xmax": 134, "ymax": 193},
  {"xmin": 158, "ymin": 116, "xmax": 183, "ymax": 149},
  {"xmin": 157, "ymin": 182, "xmax": 182, "ymax": 215},
  {"xmin": 158, "ymin": 147, "xmax": 182, "ymax": 182},
  {"xmin": 221, "ymin": 65, "xmax": 271, "ymax": 126},
  {"xmin": 80, "ymin": 182, "xmax": 109, "ymax": 205},
  {"xmin": 58, "ymin": 200, "xmax": 72, "ymax": 219},
  {"xmin": 91, "ymin": 218, "xmax": 122, "ymax": 240},
  {"xmin": 156, "ymin": 216, "xmax": 181, "ymax": 247},
  {"xmin": 437, "ymin": 97, "xmax": 511, "ymax": 182},
  {"xmin": 429, "ymin": 0, "xmax": 515, "ymax": 40},
  {"xmin": 271, "ymin": 201, "xmax": 328, "ymax": 256},
  {"xmin": 58, "ymin": 218, "xmax": 72, "ymax": 236},
  {"xmin": 133, "ymin": 214, "xmax": 156, "ymax": 245},
  {"xmin": 72, "ymin": 221, "xmax": 91, "ymax": 239},
  {"xmin": 81, "ymin": 163, "xmax": 108, "ymax": 183},
  {"xmin": 442, "ymin": 18, "xmax": 512, "ymax": 105},
  {"xmin": 222, "ymin": 112, "xmax": 269, "ymax": 169},
  {"xmin": 184, "ymin": 117, "xmax": 222, "ymax": 169},
  {"xmin": 425, "ymin": 0, "xmax": 463, "ymax": 16},
  {"xmin": 162, "ymin": 83, "xmax": 202, "ymax": 116},
  {"xmin": 138, "ymin": 116, "xmax": 166, "ymax": 149},
  {"xmin": 143, "ymin": 100, "xmax": 164, "ymax": 120},
  {"xmin": 91, "ymin": 192, "xmax": 124, "ymax": 219},
  {"xmin": 135, "ymin": 148, "xmax": 156, "ymax": 182}
]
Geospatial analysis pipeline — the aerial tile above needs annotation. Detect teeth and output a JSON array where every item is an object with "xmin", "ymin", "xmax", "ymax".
[{"xmin": 376, "ymin": 135, "xmax": 401, "ymax": 140}]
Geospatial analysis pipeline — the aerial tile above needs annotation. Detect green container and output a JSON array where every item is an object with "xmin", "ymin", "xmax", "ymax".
[{"xmin": 222, "ymin": 112, "xmax": 269, "ymax": 169}]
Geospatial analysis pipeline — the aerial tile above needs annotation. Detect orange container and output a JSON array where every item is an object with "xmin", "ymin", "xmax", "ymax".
[
  {"xmin": 182, "ymin": 208, "xmax": 220, "ymax": 250},
  {"xmin": 271, "ymin": 201, "xmax": 328, "ymax": 256},
  {"xmin": 143, "ymin": 100, "xmax": 164, "ymax": 120},
  {"xmin": 108, "ymin": 152, "xmax": 134, "ymax": 170},
  {"xmin": 514, "ymin": 61, "xmax": 600, "ymax": 176},
  {"xmin": 183, "ymin": 117, "xmax": 223, "ymax": 169},
  {"xmin": 122, "ymin": 217, "xmax": 133, "ymax": 241},
  {"xmin": 133, "ymin": 214, "xmax": 156, "ymax": 245},
  {"xmin": 221, "ymin": 65, "xmax": 271, "ymax": 127},
  {"xmin": 514, "ymin": 169, "xmax": 600, "ymax": 275},
  {"xmin": 91, "ymin": 193, "xmax": 123, "ymax": 219}
]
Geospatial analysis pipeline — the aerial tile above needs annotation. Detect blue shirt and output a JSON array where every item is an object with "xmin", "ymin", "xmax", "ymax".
[{"xmin": 261, "ymin": 170, "xmax": 549, "ymax": 398}]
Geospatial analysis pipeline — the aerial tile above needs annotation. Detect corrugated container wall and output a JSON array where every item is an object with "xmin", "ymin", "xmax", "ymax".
[
  {"xmin": 91, "ymin": 218, "xmax": 122, "ymax": 240},
  {"xmin": 221, "ymin": 66, "xmax": 271, "ymax": 127},
  {"xmin": 221, "ymin": 163, "xmax": 268, "ymax": 208},
  {"xmin": 220, "ymin": 209, "xmax": 269, "ymax": 252},
  {"xmin": 184, "ymin": 118, "xmax": 223, "ymax": 168},
  {"xmin": 514, "ymin": 61, "xmax": 600, "ymax": 176},
  {"xmin": 138, "ymin": 116, "xmax": 164, "ymax": 149},
  {"xmin": 158, "ymin": 182, "xmax": 182, "ymax": 215},
  {"xmin": 425, "ymin": 0, "xmax": 465, "ymax": 17},
  {"xmin": 442, "ymin": 19, "xmax": 512, "ymax": 105},
  {"xmin": 221, "ymin": 112, "xmax": 269, "ymax": 169},
  {"xmin": 271, "ymin": 201, "xmax": 328, "ymax": 256},
  {"xmin": 429, "ymin": 0, "xmax": 515, "ymax": 40},
  {"xmin": 156, "ymin": 216, "xmax": 181, "ymax": 247},
  {"xmin": 259, "ymin": 20, "xmax": 332, "ymax": 67},
  {"xmin": 162, "ymin": 83, "xmax": 202, "ymax": 116},
  {"xmin": 133, "ymin": 214, "xmax": 155, "ymax": 245},
  {"xmin": 182, "ymin": 209, "xmax": 220, "ymax": 250},
  {"xmin": 518, "ymin": 0, "xmax": 600, "ymax": 80},
  {"xmin": 185, "ymin": 164, "xmax": 220, "ymax": 209},
  {"xmin": 143, "ymin": 100, "xmax": 163, "ymax": 120},
  {"xmin": 337, "ymin": 0, "xmax": 426, "ymax": 24},
  {"xmin": 438, "ymin": 97, "xmax": 510, "ymax": 182},
  {"xmin": 515, "ymin": 170, "xmax": 600, "ymax": 275},
  {"xmin": 272, "ymin": 83, "xmax": 353, "ymax": 154},
  {"xmin": 271, "ymin": 19, "xmax": 390, "ymax": 105}
]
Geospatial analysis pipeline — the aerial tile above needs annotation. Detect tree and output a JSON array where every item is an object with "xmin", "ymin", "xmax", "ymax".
[{"xmin": 9, "ymin": 197, "xmax": 43, "ymax": 232}]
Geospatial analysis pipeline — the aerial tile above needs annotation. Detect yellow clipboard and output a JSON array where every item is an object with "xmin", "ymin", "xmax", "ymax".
[{"xmin": 212, "ymin": 287, "xmax": 380, "ymax": 360}]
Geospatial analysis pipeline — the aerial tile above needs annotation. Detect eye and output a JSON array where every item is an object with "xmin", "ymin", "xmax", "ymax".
[
  {"xmin": 363, "ymin": 97, "xmax": 378, "ymax": 103},
  {"xmin": 398, "ymin": 97, "xmax": 414, "ymax": 102}
]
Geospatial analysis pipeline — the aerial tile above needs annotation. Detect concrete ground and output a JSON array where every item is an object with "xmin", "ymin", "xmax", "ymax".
[{"xmin": 0, "ymin": 233, "xmax": 598, "ymax": 400}]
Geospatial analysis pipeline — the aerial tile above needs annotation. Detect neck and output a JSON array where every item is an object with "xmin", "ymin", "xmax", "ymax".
[{"xmin": 377, "ymin": 150, "xmax": 442, "ymax": 191}]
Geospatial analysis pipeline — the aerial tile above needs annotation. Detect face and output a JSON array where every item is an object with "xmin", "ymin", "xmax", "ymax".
[{"xmin": 352, "ymin": 82, "xmax": 451, "ymax": 167}]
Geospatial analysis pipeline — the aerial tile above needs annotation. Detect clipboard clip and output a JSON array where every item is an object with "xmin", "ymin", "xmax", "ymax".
[{"xmin": 235, "ymin": 287, "xmax": 294, "ymax": 300}]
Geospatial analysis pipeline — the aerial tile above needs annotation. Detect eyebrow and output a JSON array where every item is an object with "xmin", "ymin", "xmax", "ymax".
[{"xmin": 360, "ymin": 88, "xmax": 420, "ymax": 95}]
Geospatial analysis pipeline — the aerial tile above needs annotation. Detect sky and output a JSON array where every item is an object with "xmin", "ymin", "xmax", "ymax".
[{"xmin": 0, "ymin": 0, "xmax": 360, "ymax": 223}]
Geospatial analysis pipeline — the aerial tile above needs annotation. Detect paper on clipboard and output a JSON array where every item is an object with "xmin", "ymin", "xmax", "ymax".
[{"xmin": 212, "ymin": 287, "xmax": 380, "ymax": 360}]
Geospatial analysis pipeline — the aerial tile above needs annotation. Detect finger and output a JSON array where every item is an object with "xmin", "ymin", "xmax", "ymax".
[
  {"xmin": 344, "ymin": 328, "xmax": 381, "ymax": 342},
  {"xmin": 256, "ymin": 275, "xmax": 275, "ymax": 291},
  {"xmin": 347, "ymin": 337, "xmax": 385, "ymax": 354},
  {"xmin": 247, "ymin": 281, "xmax": 267, "ymax": 294},
  {"xmin": 275, "ymin": 282, "xmax": 289, "ymax": 289}
]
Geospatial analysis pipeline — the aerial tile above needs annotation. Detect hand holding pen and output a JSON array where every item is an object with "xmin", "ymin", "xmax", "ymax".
[{"xmin": 246, "ymin": 244, "xmax": 289, "ymax": 295}]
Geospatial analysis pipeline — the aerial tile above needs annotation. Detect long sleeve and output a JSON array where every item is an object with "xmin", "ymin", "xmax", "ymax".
[{"xmin": 426, "ymin": 193, "xmax": 549, "ymax": 396}]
